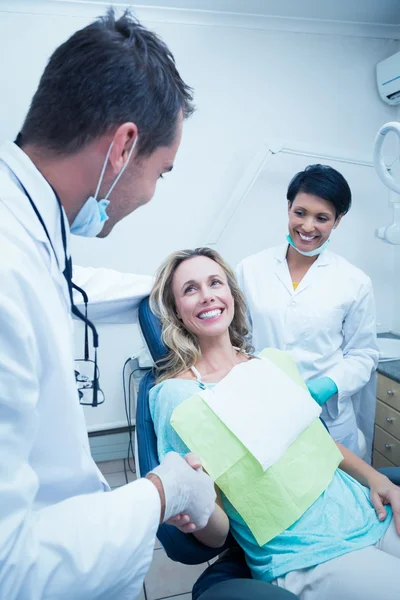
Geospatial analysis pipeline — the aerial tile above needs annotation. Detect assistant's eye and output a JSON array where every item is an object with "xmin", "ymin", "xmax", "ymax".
[
  {"xmin": 184, "ymin": 284, "xmax": 196, "ymax": 294},
  {"xmin": 211, "ymin": 279, "xmax": 223, "ymax": 287}
]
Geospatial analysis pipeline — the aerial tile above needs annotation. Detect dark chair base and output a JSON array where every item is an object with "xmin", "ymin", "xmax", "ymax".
[
  {"xmin": 196, "ymin": 579, "xmax": 298, "ymax": 600},
  {"xmin": 193, "ymin": 548, "xmax": 299, "ymax": 600}
]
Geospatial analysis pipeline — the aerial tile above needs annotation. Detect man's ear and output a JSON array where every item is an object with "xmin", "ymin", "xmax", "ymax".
[{"xmin": 109, "ymin": 122, "xmax": 138, "ymax": 175}]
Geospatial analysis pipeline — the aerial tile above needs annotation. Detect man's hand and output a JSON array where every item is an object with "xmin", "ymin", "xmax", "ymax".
[
  {"xmin": 165, "ymin": 453, "xmax": 204, "ymax": 532},
  {"xmin": 146, "ymin": 473, "xmax": 166, "ymax": 523},
  {"xmin": 147, "ymin": 452, "xmax": 216, "ymax": 530}
]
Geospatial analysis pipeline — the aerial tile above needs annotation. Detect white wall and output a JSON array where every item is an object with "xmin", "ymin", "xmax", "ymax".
[
  {"xmin": 1, "ymin": 1, "xmax": 399, "ymax": 429},
  {"xmin": 70, "ymin": 11, "xmax": 399, "ymax": 333},
  {"xmin": 392, "ymin": 99, "xmax": 400, "ymax": 334}
]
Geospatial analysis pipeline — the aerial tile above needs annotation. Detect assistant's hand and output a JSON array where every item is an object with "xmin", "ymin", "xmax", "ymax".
[
  {"xmin": 307, "ymin": 377, "xmax": 338, "ymax": 406},
  {"xmin": 370, "ymin": 474, "xmax": 400, "ymax": 535}
]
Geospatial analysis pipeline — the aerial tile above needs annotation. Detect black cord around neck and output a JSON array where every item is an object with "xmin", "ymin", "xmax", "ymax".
[{"xmin": 14, "ymin": 171, "xmax": 101, "ymax": 407}]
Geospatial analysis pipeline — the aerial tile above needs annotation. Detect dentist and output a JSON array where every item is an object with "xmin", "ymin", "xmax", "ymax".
[
  {"xmin": 236, "ymin": 164, "xmax": 379, "ymax": 459},
  {"xmin": 0, "ymin": 10, "xmax": 216, "ymax": 600}
]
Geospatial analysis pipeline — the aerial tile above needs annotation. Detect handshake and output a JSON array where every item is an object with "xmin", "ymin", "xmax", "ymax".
[{"xmin": 146, "ymin": 452, "xmax": 216, "ymax": 532}]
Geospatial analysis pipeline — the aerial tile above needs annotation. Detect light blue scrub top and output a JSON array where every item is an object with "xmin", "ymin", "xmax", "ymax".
[{"xmin": 150, "ymin": 378, "xmax": 392, "ymax": 582}]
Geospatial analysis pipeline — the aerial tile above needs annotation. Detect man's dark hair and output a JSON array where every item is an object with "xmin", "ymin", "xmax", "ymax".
[
  {"xmin": 287, "ymin": 164, "xmax": 352, "ymax": 218},
  {"xmin": 17, "ymin": 9, "xmax": 194, "ymax": 157}
]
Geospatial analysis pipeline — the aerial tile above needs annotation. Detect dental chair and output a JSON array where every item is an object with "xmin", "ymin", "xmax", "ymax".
[{"xmin": 135, "ymin": 296, "xmax": 400, "ymax": 600}]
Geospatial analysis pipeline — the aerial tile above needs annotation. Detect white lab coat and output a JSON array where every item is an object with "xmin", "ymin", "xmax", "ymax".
[
  {"xmin": 236, "ymin": 244, "xmax": 379, "ymax": 459},
  {"xmin": 0, "ymin": 141, "xmax": 159, "ymax": 600}
]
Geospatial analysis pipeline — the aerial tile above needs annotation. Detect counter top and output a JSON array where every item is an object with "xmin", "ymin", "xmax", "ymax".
[
  {"xmin": 378, "ymin": 361, "xmax": 400, "ymax": 384},
  {"xmin": 377, "ymin": 333, "xmax": 400, "ymax": 383}
]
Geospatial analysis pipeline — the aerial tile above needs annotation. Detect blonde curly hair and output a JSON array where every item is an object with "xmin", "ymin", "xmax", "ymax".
[{"xmin": 150, "ymin": 247, "xmax": 253, "ymax": 382}]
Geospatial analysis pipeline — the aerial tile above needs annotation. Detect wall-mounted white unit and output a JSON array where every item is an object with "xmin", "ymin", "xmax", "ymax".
[{"xmin": 377, "ymin": 51, "xmax": 400, "ymax": 106}]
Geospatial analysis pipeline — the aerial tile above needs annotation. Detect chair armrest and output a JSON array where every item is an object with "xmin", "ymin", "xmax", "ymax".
[{"xmin": 378, "ymin": 467, "xmax": 400, "ymax": 485}]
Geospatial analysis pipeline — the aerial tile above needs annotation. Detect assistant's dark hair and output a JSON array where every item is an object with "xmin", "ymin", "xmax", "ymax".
[
  {"xmin": 17, "ymin": 8, "xmax": 194, "ymax": 156},
  {"xmin": 287, "ymin": 164, "xmax": 352, "ymax": 218}
]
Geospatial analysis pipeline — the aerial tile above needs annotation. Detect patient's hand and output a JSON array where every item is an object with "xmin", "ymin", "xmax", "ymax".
[
  {"xmin": 370, "ymin": 475, "xmax": 400, "ymax": 535},
  {"xmin": 183, "ymin": 452, "xmax": 203, "ymax": 471},
  {"xmin": 167, "ymin": 512, "xmax": 198, "ymax": 533}
]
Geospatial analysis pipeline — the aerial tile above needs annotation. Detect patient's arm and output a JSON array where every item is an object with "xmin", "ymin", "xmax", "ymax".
[
  {"xmin": 168, "ymin": 494, "xmax": 229, "ymax": 548},
  {"xmin": 336, "ymin": 442, "xmax": 388, "ymax": 488},
  {"xmin": 337, "ymin": 442, "xmax": 400, "ymax": 533},
  {"xmin": 193, "ymin": 494, "xmax": 229, "ymax": 548}
]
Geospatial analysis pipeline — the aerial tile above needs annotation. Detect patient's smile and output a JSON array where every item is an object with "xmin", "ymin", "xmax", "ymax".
[{"xmin": 198, "ymin": 308, "xmax": 223, "ymax": 321}]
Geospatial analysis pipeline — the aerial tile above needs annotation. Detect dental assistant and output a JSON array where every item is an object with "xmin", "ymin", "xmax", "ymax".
[
  {"xmin": 0, "ymin": 10, "xmax": 216, "ymax": 600},
  {"xmin": 236, "ymin": 164, "xmax": 379, "ymax": 458}
]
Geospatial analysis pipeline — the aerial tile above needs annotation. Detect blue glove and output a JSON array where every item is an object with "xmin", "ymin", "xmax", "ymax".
[{"xmin": 307, "ymin": 377, "xmax": 338, "ymax": 406}]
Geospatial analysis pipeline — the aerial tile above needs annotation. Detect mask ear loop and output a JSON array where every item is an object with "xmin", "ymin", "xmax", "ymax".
[
  {"xmin": 94, "ymin": 142, "xmax": 114, "ymax": 201},
  {"xmin": 93, "ymin": 135, "xmax": 139, "ymax": 202},
  {"xmin": 103, "ymin": 135, "xmax": 138, "ymax": 200}
]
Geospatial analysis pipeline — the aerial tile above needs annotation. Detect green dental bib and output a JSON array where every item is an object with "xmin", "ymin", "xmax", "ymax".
[{"xmin": 171, "ymin": 348, "xmax": 342, "ymax": 545}]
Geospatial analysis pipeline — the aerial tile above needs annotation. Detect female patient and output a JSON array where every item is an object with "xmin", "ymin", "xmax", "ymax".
[{"xmin": 149, "ymin": 247, "xmax": 400, "ymax": 600}]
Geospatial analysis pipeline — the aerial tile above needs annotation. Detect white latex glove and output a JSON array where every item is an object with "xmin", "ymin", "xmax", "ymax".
[{"xmin": 149, "ymin": 452, "xmax": 216, "ymax": 530}]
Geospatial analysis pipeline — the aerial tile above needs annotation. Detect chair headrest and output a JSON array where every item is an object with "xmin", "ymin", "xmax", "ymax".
[{"xmin": 138, "ymin": 296, "xmax": 168, "ymax": 363}]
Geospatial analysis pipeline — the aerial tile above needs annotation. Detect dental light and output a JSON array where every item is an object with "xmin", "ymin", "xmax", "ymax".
[{"xmin": 373, "ymin": 121, "xmax": 400, "ymax": 245}]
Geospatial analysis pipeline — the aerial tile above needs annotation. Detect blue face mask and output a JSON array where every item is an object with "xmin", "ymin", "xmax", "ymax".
[
  {"xmin": 70, "ymin": 197, "xmax": 110, "ymax": 237},
  {"xmin": 71, "ymin": 136, "xmax": 138, "ymax": 237},
  {"xmin": 286, "ymin": 233, "xmax": 330, "ymax": 257}
]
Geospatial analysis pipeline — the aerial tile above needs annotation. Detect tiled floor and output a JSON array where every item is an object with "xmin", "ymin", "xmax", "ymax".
[{"xmin": 97, "ymin": 459, "xmax": 209, "ymax": 600}]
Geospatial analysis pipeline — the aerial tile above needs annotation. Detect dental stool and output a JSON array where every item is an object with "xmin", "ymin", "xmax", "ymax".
[{"xmin": 135, "ymin": 296, "xmax": 400, "ymax": 600}]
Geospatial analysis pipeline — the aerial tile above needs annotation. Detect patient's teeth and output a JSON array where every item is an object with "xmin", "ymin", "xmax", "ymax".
[{"xmin": 199, "ymin": 309, "xmax": 222, "ymax": 320}]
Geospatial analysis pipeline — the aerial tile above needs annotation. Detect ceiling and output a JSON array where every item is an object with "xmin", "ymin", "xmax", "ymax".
[{"xmin": 124, "ymin": 0, "xmax": 400, "ymax": 26}]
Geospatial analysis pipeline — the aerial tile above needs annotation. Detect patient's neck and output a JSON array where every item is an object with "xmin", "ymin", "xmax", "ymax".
[{"xmin": 196, "ymin": 331, "xmax": 242, "ymax": 380}]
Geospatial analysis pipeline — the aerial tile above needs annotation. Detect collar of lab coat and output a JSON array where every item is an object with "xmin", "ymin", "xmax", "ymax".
[
  {"xmin": 273, "ymin": 243, "xmax": 331, "ymax": 295},
  {"xmin": 0, "ymin": 141, "xmax": 70, "ymax": 274},
  {"xmin": 274, "ymin": 243, "xmax": 331, "ymax": 267}
]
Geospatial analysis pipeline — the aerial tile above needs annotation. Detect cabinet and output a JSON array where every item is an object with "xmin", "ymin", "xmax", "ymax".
[{"xmin": 373, "ymin": 373, "xmax": 400, "ymax": 468}]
